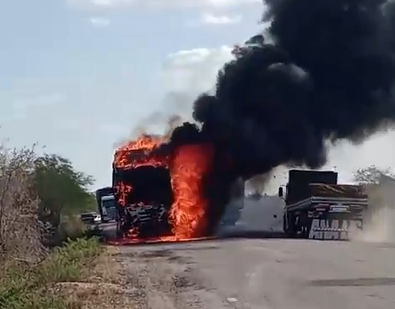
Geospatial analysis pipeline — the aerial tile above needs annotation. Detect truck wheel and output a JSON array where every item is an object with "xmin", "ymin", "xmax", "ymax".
[
  {"xmin": 286, "ymin": 214, "xmax": 298, "ymax": 237},
  {"xmin": 283, "ymin": 213, "xmax": 287, "ymax": 233},
  {"xmin": 283, "ymin": 213, "xmax": 295, "ymax": 236}
]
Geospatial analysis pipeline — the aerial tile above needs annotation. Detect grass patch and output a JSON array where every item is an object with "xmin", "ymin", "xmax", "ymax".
[{"xmin": 0, "ymin": 237, "xmax": 102, "ymax": 309}]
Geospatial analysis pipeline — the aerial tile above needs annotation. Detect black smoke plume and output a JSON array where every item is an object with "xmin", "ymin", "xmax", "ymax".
[
  {"xmin": 187, "ymin": 0, "xmax": 395, "ymax": 180},
  {"xmin": 148, "ymin": 0, "xmax": 395, "ymax": 235}
]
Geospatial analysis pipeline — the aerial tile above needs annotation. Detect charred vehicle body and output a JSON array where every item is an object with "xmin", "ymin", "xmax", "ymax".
[
  {"xmin": 279, "ymin": 170, "xmax": 368, "ymax": 240},
  {"xmin": 113, "ymin": 161, "xmax": 173, "ymax": 238}
]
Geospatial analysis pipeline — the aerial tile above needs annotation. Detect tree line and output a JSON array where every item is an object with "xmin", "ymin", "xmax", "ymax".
[
  {"xmin": 0, "ymin": 143, "xmax": 96, "ymax": 261},
  {"xmin": 34, "ymin": 153, "xmax": 96, "ymax": 227},
  {"xmin": 353, "ymin": 165, "xmax": 395, "ymax": 184}
]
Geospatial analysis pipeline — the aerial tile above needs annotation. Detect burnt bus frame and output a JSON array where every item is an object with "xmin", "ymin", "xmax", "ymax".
[
  {"xmin": 112, "ymin": 163, "xmax": 174, "ymax": 238},
  {"xmin": 112, "ymin": 162, "xmax": 246, "ymax": 238}
]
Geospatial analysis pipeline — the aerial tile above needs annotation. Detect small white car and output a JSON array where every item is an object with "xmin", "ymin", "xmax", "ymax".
[
  {"xmin": 80, "ymin": 212, "xmax": 101, "ymax": 224},
  {"xmin": 93, "ymin": 214, "xmax": 102, "ymax": 223}
]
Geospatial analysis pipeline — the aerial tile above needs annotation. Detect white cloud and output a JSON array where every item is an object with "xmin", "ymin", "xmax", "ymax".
[
  {"xmin": 88, "ymin": 17, "xmax": 111, "ymax": 26},
  {"xmin": 90, "ymin": 0, "xmax": 130, "ymax": 7},
  {"xmin": 153, "ymin": 0, "xmax": 260, "ymax": 9},
  {"xmin": 161, "ymin": 46, "xmax": 233, "ymax": 93},
  {"xmin": 126, "ymin": 45, "xmax": 234, "ymax": 130},
  {"xmin": 325, "ymin": 131, "xmax": 395, "ymax": 181},
  {"xmin": 200, "ymin": 12, "xmax": 242, "ymax": 25},
  {"xmin": 67, "ymin": 0, "xmax": 261, "ymax": 10}
]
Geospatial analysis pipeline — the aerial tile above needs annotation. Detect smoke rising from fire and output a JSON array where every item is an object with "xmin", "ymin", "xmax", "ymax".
[{"xmin": 185, "ymin": 0, "xmax": 395, "ymax": 180}]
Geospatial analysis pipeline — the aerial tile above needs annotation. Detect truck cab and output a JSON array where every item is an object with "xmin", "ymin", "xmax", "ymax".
[
  {"xmin": 95, "ymin": 187, "xmax": 117, "ymax": 223},
  {"xmin": 100, "ymin": 195, "xmax": 117, "ymax": 222}
]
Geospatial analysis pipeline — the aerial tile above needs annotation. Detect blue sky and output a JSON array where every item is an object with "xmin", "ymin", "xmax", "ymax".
[{"xmin": 1, "ymin": 0, "xmax": 394, "ymax": 190}]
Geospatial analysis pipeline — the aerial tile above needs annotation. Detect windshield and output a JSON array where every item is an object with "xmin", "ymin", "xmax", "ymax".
[
  {"xmin": 102, "ymin": 198, "xmax": 116, "ymax": 209},
  {"xmin": 118, "ymin": 166, "xmax": 173, "ymax": 206}
]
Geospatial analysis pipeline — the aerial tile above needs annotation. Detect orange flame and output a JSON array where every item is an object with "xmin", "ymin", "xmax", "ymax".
[
  {"xmin": 113, "ymin": 134, "xmax": 168, "ymax": 169},
  {"xmin": 112, "ymin": 134, "xmax": 213, "ymax": 244},
  {"xmin": 169, "ymin": 143, "xmax": 213, "ymax": 239}
]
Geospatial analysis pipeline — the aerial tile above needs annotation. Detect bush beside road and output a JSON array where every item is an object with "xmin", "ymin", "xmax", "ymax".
[
  {"xmin": 0, "ymin": 238, "xmax": 101, "ymax": 309},
  {"xmin": 0, "ymin": 142, "xmax": 135, "ymax": 308}
]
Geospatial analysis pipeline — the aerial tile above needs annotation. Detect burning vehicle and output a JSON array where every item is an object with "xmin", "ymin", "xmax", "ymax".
[{"xmin": 112, "ymin": 131, "xmax": 245, "ymax": 242}]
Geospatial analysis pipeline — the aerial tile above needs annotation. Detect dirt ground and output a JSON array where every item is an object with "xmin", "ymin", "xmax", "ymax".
[{"xmin": 55, "ymin": 246, "xmax": 138, "ymax": 309}]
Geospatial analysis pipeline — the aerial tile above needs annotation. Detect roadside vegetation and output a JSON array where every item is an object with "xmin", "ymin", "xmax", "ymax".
[
  {"xmin": 0, "ymin": 142, "xmax": 110, "ymax": 309},
  {"xmin": 0, "ymin": 238, "xmax": 102, "ymax": 309}
]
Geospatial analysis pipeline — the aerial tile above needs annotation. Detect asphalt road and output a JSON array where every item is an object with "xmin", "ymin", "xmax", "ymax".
[{"xmin": 116, "ymin": 237, "xmax": 395, "ymax": 309}]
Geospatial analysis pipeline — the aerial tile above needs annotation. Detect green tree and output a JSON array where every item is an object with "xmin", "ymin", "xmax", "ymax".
[
  {"xmin": 353, "ymin": 165, "xmax": 395, "ymax": 184},
  {"xmin": 33, "ymin": 154, "xmax": 95, "ymax": 228}
]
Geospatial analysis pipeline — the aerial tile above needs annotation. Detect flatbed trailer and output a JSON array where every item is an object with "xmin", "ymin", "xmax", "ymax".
[{"xmin": 280, "ymin": 170, "xmax": 368, "ymax": 240}]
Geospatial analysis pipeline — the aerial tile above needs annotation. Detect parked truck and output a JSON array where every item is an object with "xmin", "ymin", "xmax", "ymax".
[
  {"xmin": 279, "ymin": 169, "xmax": 368, "ymax": 240},
  {"xmin": 95, "ymin": 187, "xmax": 117, "ymax": 223}
]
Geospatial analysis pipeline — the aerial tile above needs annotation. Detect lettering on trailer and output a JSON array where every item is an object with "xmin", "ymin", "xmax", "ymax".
[
  {"xmin": 329, "ymin": 203, "xmax": 349, "ymax": 212},
  {"xmin": 308, "ymin": 219, "xmax": 362, "ymax": 240}
]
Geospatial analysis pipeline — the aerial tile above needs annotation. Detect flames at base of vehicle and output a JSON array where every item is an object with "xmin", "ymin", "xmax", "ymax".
[
  {"xmin": 112, "ymin": 134, "xmax": 230, "ymax": 242},
  {"xmin": 116, "ymin": 202, "xmax": 171, "ymax": 239}
]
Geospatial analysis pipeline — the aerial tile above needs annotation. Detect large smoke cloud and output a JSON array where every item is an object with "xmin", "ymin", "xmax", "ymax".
[
  {"xmin": 186, "ymin": 0, "xmax": 395, "ymax": 180},
  {"xmin": 151, "ymin": 0, "xmax": 395, "ymax": 234}
]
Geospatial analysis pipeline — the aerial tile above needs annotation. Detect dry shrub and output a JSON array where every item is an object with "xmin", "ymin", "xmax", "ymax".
[{"xmin": 0, "ymin": 143, "xmax": 45, "ymax": 262}]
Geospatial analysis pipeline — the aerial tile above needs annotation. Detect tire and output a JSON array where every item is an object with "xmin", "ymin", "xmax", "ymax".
[
  {"xmin": 284, "ymin": 213, "xmax": 298, "ymax": 237},
  {"xmin": 283, "ymin": 213, "xmax": 287, "ymax": 233}
]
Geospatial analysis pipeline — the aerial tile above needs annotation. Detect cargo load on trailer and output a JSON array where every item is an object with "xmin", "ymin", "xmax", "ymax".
[{"xmin": 279, "ymin": 169, "xmax": 368, "ymax": 240}]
